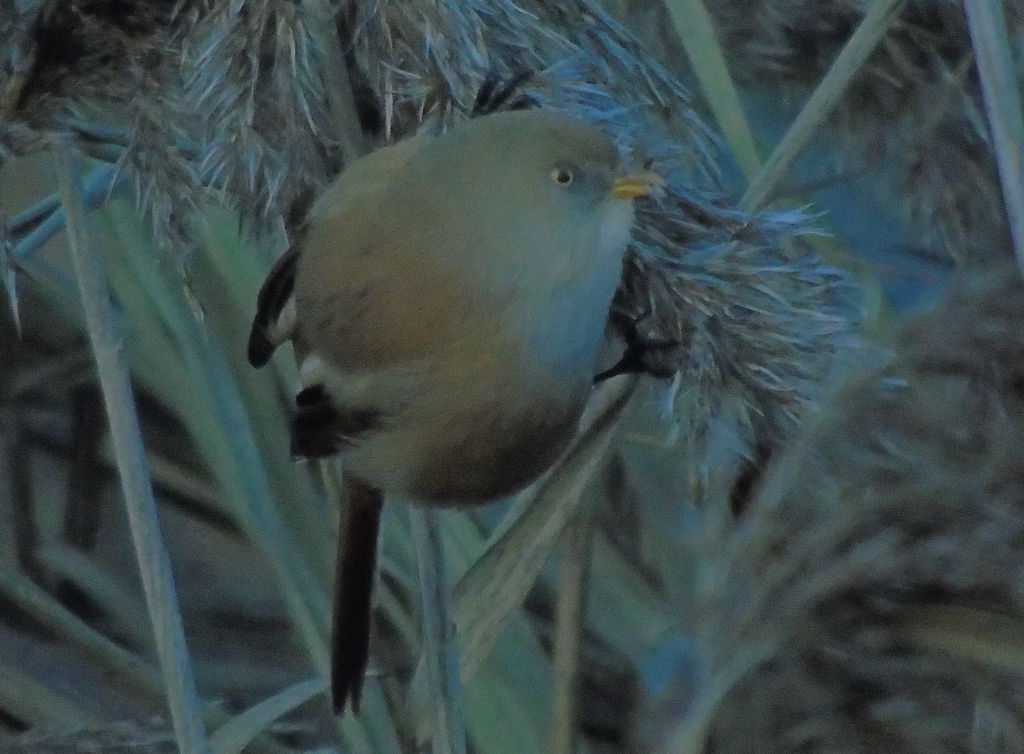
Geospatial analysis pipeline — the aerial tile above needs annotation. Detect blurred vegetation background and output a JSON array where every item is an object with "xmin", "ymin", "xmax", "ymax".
[{"xmin": 1, "ymin": 0, "xmax": 1023, "ymax": 752}]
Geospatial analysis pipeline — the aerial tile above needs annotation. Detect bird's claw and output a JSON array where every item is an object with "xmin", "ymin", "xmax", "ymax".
[{"xmin": 595, "ymin": 310, "xmax": 681, "ymax": 383}]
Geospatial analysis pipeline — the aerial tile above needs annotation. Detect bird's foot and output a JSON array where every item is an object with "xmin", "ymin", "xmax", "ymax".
[{"xmin": 595, "ymin": 310, "xmax": 681, "ymax": 383}]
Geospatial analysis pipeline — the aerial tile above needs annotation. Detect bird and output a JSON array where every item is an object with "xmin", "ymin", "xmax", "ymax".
[{"xmin": 247, "ymin": 108, "xmax": 660, "ymax": 714}]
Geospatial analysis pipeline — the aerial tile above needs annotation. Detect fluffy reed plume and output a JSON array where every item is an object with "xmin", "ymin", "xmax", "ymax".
[
  {"xmin": 0, "ymin": 1, "xmax": 203, "ymax": 246},
  {"xmin": 703, "ymin": 0, "xmax": 1023, "ymax": 267},
  {"xmin": 1, "ymin": 0, "xmax": 859, "ymax": 504},
  {"xmin": 641, "ymin": 267, "xmax": 1024, "ymax": 751}
]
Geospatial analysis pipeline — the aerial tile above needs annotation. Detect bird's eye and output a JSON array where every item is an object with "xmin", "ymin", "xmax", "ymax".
[{"xmin": 551, "ymin": 168, "xmax": 574, "ymax": 186}]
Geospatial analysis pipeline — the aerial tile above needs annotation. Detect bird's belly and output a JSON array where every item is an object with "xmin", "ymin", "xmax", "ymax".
[{"xmin": 341, "ymin": 372, "xmax": 587, "ymax": 505}]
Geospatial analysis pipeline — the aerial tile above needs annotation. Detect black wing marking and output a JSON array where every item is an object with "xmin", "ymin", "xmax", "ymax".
[
  {"xmin": 248, "ymin": 246, "xmax": 300, "ymax": 368},
  {"xmin": 290, "ymin": 384, "xmax": 381, "ymax": 458},
  {"xmin": 331, "ymin": 478, "xmax": 383, "ymax": 715}
]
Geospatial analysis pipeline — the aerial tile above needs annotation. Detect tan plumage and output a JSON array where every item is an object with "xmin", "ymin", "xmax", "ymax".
[{"xmin": 248, "ymin": 108, "xmax": 658, "ymax": 713}]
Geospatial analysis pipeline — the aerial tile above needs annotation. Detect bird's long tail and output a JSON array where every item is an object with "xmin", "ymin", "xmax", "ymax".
[{"xmin": 331, "ymin": 477, "xmax": 383, "ymax": 714}]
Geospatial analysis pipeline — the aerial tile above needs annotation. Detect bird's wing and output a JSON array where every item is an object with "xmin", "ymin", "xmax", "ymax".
[
  {"xmin": 247, "ymin": 135, "xmax": 428, "ymax": 370},
  {"xmin": 247, "ymin": 244, "xmax": 300, "ymax": 367}
]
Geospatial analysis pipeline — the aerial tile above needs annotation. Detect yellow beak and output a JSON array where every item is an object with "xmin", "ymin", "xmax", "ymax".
[{"xmin": 610, "ymin": 170, "xmax": 664, "ymax": 199}]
